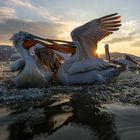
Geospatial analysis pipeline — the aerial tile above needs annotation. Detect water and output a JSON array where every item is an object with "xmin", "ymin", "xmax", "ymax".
[
  {"xmin": 104, "ymin": 104, "xmax": 140, "ymax": 140},
  {"xmin": 0, "ymin": 93, "xmax": 140, "ymax": 140},
  {"xmin": 0, "ymin": 62, "xmax": 140, "ymax": 140}
]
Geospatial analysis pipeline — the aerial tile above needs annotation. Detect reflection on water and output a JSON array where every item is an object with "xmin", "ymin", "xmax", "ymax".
[{"xmin": 0, "ymin": 93, "xmax": 140, "ymax": 140}]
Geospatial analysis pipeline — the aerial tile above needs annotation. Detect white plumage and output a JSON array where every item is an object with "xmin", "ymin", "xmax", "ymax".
[
  {"xmin": 10, "ymin": 32, "xmax": 53, "ymax": 88},
  {"xmin": 56, "ymin": 13, "xmax": 125, "ymax": 85}
]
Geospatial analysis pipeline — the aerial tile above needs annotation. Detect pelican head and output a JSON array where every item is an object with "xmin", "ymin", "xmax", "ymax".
[
  {"xmin": 10, "ymin": 31, "xmax": 30, "ymax": 46},
  {"xmin": 10, "ymin": 31, "xmax": 45, "ymax": 51}
]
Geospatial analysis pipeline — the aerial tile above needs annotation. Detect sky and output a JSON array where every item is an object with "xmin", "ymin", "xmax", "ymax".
[{"xmin": 0, "ymin": 0, "xmax": 140, "ymax": 56}]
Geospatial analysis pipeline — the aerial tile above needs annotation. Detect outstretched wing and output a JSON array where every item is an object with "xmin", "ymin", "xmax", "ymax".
[{"xmin": 71, "ymin": 13, "xmax": 121, "ymax": 56}]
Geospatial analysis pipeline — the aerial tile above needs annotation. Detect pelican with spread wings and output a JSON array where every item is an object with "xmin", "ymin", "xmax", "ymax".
[{"xmin": 56, "ymin": 13, "xmax": 125, "ymax": 85}]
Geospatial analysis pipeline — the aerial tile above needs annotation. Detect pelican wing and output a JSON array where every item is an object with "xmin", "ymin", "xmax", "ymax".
[
  {"xmin": 10, "ymin": 58, "xmax": 25, "ymax": 72},
  {"xmin": 68, "ymin": 58, "xmax": 115, "ymax": 75},
  {"xmin": 71, "ymin": 13, "xmax": 121, "ymax": 45}
]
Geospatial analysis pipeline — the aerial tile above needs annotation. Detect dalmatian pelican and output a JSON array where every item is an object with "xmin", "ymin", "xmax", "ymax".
[
  {"xmin": 10, "ymin": 32, "xmax": 53, "ymax": 88},
  {"xmin": 104, "ymin": 44, "xmax": 139, "ymax": 69},
  {"xmin": 55, "ymin": 13, "xmax": 125, "ymax": 85}
]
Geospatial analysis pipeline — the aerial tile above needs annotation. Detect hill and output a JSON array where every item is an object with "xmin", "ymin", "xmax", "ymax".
[
  {"xmin": 0, "ymin": 45, "xmax": 139, "ymax": 61},
  {"xmin": 99, "ymin": 52, "xmax": 138, "ymax": 59}
]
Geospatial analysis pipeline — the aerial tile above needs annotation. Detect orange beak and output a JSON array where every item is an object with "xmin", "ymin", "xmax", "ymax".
[
  {"xmin": 23, "ymin": 34, "xmax": 76, "ymax": 54},
  {"xmin": 23, "ymin": 40, "xmax": 38, "ymax": 49},
  {"xmin": 23, "ymin": 39, "xmax": 76, "ymax": 54}
]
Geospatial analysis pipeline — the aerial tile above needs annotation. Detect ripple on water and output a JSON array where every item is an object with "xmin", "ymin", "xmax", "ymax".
[
  {"xmin": 35, "ymin": 124, "xmax": 94, "ymax": 140},
  {"xmin": 103, "ymin": 104, "xmax": 140, "ymax": 140},
  {"xmin": 2, "ymin": 94, "xmax": 140, "ymax": 140}
]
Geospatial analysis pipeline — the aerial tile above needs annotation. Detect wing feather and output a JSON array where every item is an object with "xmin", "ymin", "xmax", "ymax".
[
  {"xmin": 71, "ymin": 13, "xmax": 121, "ymax": 45},
  {"xmin": 67, "ymin": 58, "xmax": 115, "ymax": 75}
]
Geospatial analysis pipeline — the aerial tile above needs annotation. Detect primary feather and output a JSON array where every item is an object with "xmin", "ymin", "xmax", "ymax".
[{"xmin": 71, "ymin": 13, "xmax": 121, "ymax": 57}]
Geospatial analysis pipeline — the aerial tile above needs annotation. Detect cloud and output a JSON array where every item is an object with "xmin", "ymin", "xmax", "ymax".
[
  {"xmin": 0, "ymin": 18, "xmax": 70, "ymax": 45},
  {"xmin": 104, "ymin": 20, "xmax": 140, "ymax": 44},
  {"xmin": 35, "ymin": 6, "xmax": 60, "ymax": 22},
  {"xmin": 121, "ymin": 20, "xmax": 139, "ymax": 35},
  {"xmin": 2, "ymin": 0, "xmax": 80, "ymax": 24},
  {"xmin": 131, "ymin": 40, "xmax": 140, "ymax": 47},
  {"xmin": 8, "ymin": 0, "xmax": 60, "ymax": 22},
  {"xmin": 105, "ymin": 32, "xmax": 136, "ymax": 44},
  {"xmin": 9, "ymin": 0, "xmax": 34, "ymax": 9},
  {"xmin": 0, "ymin": 6, "xmax": 16, "ymax": 20}
]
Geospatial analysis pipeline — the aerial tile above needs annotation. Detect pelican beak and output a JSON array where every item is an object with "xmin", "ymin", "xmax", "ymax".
[
  {"xmin": 25, "ymin": 34, "xmax": 46, "ymax": 42},
  {"xmin": 23, "ymin": 34, "xmax": 46, "ymax": 49},
  {"xmin": 125, "ymin": 55, "xmax": 138, "ymax": 65},
  {"xmin": 24, "ymin": 34, "xmax": 77, "ymax": 48},
  {"xmin": 23, "ymin": 33, "xmax": 76, "ymax": 54}
]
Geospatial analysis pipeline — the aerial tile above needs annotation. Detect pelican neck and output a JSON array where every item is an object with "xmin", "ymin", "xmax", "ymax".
[{"xmin": 16, "ymin": 44, "xmax": 34, "ymax": 65}]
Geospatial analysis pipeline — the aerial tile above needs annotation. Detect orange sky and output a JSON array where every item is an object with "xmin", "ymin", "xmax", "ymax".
[{"xmin": 0, "ymin": 0, "xmax": 140, "ymax": 56}]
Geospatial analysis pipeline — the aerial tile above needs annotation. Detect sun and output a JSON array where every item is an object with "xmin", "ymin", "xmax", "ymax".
[{"xmin": 96, "ymin": 49, "xmax": 100, "ymax": 55}]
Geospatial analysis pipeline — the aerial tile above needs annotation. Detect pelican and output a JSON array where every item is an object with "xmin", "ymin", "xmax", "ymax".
[
  {"xmin": 10, "ymin": 32, "xmax": 53, "ymax": 88},
  {"xmin": 55, "ymin": 13, "xmax": 126, "ymax": 85},
  {"xmin": 104, "ymin": 44, "xmax": 140, "ymax": 69},
  {"xmin": 20, "ymin": 13, "xmax": 125, "ymax": 85}
]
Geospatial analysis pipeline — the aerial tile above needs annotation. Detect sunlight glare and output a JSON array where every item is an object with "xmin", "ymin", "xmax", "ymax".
[{"xmin": 96, "ymin": 49, "xmax": 100, "ymax": 55}]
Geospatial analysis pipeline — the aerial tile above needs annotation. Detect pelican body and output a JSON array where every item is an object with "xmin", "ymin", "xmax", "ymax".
[
  {"xmin": 56, "ymin": 42, "xmax": 125, "ymax": 85},
  {"xmin": 112, "ymin": 57, "xmax": 139, "ymax": 69}
]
